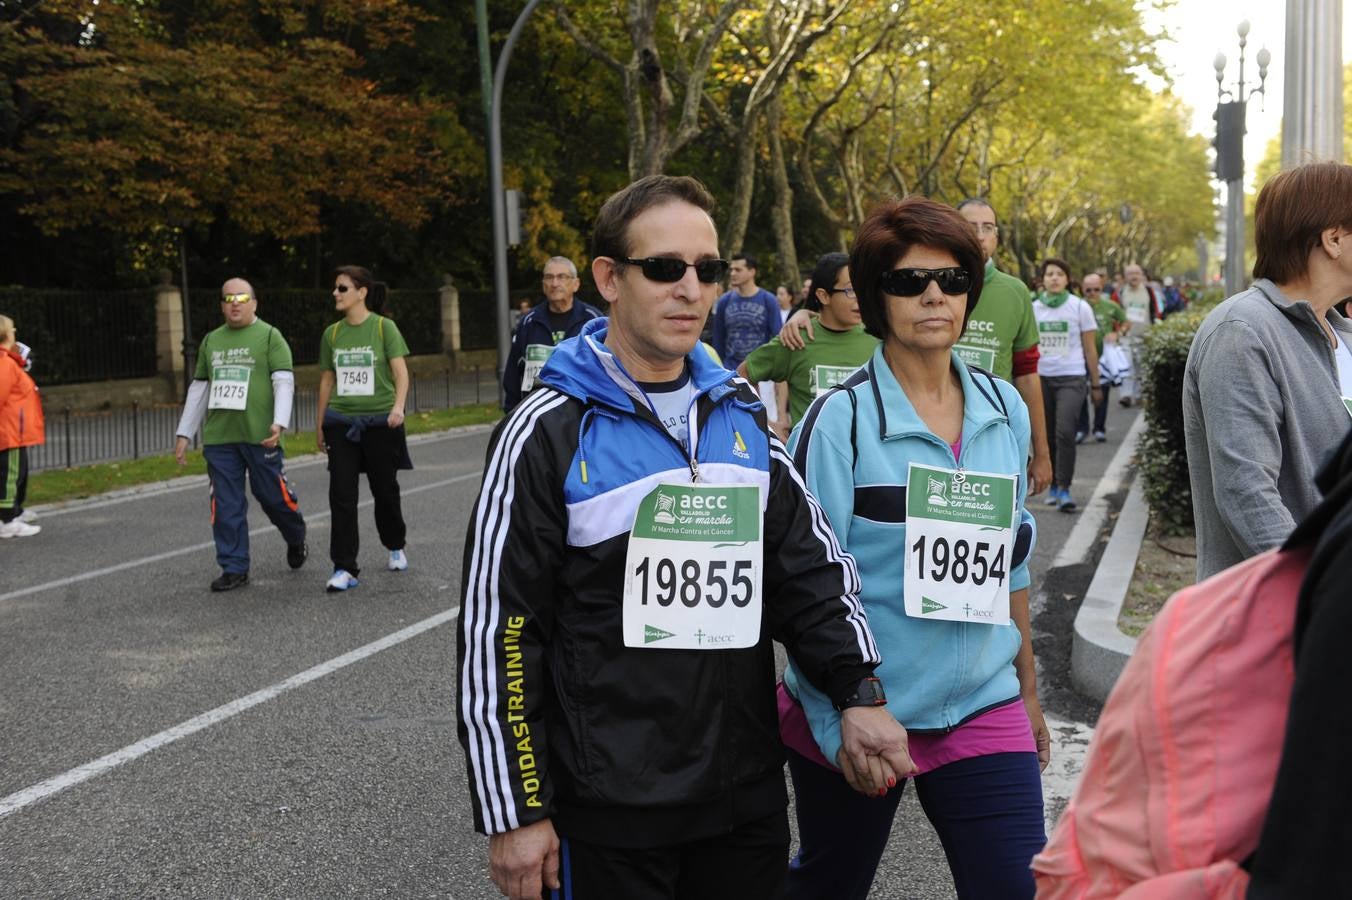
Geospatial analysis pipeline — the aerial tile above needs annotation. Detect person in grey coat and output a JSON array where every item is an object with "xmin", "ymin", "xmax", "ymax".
[{"xmin": 1184, "ymin": 162, "xmax": 1352, "ymax": 580}]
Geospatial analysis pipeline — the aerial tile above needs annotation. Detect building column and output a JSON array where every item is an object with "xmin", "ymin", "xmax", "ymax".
[
  {"xmin": 1283, "ymin": 0, "xmax": 1344, "ymax": 167},
  {"xmin": 154, "ymin": 270, "xmax": 186, "ymax": 393},
  {"xmin": 440, "ymin": 274, "xmax": 462, "ymax": 354}
]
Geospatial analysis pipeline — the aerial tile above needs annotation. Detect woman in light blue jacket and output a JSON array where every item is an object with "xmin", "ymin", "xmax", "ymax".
[{"xmin": 782, "ymin": 197, "xmax": 1047, "ymax": 900}]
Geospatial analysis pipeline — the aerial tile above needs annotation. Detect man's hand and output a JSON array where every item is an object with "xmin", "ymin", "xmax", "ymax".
[
  {"xmin": 489, "ymin": 819, "xmax": 560, "ymax": 900},
  {"xmin": 388, "ymin": 407, "xmax": 405, "ymax": 428},
  {"xmin": 1104, "ymin": 330, "xmax": 1119, "ymax": 344},
  {"xmin": 1028, "ymin": 451, "xmax": 1052, "ymax": 496},
  {"xmin": 778, "ymin": 309, "xmax": 816, "ymax": 350},
  {"xmin": 261, "ymin": 424, "xmax": 283, "ymax": 449},
  {"xmin": 1090, "ymin": 386, "xmax": 1104, "ymax": 407},
  {"xmin": 1024, "ymin": 695, "xmax": 1052, "ymax": 772},
  {"xmin": 316, "ymin": 430, "xmax": 328, "ymax": 455},
  {"xmin": 838, "ymin": 706, "xmax": 916, "ymax": 797},
  {"xmin": 174, "ymin": 436, "xmax": 190, "ymax": 467}
]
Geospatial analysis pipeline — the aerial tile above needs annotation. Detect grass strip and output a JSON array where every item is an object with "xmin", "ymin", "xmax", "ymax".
[{"xmin": 27, "ymin": 404, "xmax": 502, "ymax": 506}]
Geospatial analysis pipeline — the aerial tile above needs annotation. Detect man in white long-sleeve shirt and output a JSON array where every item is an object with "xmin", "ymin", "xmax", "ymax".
[{"xmin": 174, "ymin": 278, "xmax": 307, "ymax": 591}]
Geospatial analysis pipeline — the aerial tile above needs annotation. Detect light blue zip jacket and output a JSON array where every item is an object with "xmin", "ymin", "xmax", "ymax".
[{"xmin": 784, "ymin": 345, "xmax": 1035, "ymax": 767}]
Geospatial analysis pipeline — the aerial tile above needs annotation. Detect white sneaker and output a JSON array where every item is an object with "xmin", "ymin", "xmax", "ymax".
[
  {"xmin": 18, "ymin": 509, "xmax": 36, "ymax": 523},
  {"xmin": 325, "ymin": 569, "xmax": 359, "ymax": 592},
  {"xmin": 0, "ymin": 519, "xmax": 41, "ymax": 539},
  {"xmin": 388, "ymin": 549, "xmax": 408, "ymax": 572}
]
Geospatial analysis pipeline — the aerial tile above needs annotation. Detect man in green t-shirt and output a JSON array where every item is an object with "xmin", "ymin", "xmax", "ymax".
[
  {"xmin": 174, "ymin": 278, "xmax": 308, "ymax": 592},
  {"xmin": 738, "ymin": 252, "xmax": 876, "ymax": 440},
  {"xmin": 776, "ymin": 200, "xmax": 1052, "ymax": 494}
]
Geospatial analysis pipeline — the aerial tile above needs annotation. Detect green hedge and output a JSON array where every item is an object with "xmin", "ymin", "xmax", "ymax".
[{"xmin": 1136, "ymin": 301, "xmax": 1220, "ymax": 535}]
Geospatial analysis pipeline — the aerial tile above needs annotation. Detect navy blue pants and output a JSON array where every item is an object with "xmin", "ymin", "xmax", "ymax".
[
  {"xmin": 204, "ymin": 443, "xmax": 306, "ymax": 575},
  {"xmin": 786, "ymin": 748, "xmax": 1046, "ymax": 900}
]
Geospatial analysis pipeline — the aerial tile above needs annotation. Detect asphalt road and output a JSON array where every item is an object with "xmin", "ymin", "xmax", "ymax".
[{"xmin": 0, "ymin": 404, "xmax": 1140, "ymax": 899}]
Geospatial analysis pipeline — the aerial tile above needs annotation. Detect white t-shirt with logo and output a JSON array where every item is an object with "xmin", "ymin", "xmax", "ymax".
[
  {"xmin": 643, "ymin": 370, "xmax": 698, "ymax": 449},
  {"xmin": 1033, "ymin": 295, "xmax": 1098, "ymax": 379}
]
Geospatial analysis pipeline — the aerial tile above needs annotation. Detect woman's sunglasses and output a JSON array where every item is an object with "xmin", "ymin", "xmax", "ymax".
[
  {"xmin": 618, "ymin": 257, "xmax": 731, "ymax": 284},
  {"xmin": 878, "ymin": 267, "xmax": 971, "ymax": 297}
]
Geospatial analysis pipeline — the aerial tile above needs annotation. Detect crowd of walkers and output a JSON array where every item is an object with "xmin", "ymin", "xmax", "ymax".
[
  {"xmin": 6, "ymin": 157, "xmax": 1348, "ymax": 896},
  {"xmin": 468, "ymin": 161, "xmax": 1351, "ymax": 899}
]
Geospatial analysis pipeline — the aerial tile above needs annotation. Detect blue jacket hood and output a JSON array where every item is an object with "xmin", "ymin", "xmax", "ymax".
[{"xmin": 538, "ymin": 317, "xmax": 740, "ymax": 413}]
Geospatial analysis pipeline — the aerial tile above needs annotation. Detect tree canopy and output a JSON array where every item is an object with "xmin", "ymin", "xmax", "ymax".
[{"xmin": 0, "ymin": 0, "xmax": 1216, "ymax": 292}]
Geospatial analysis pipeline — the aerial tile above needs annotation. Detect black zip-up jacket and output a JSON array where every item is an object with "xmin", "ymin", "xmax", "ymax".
[
  {"xmin": 501, "ymin": 298, "xmax": 604, "ymax": 412},
  {"xmin": 457, "ymin": 320, "xmax": 879, "ymax": 849}
]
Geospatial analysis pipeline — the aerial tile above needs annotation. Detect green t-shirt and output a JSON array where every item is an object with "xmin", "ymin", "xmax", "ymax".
[
  {"xmin": 319, "ymin": 314, "xmax": 411, "ymax": 416},
  {"xmin": 954, "ymin": 261, "xmax": 1039, "ymax": 381},
  {"xmin": 194, "ymin": 318, "xmax": 293, "ymax": 446},
  {"xmin": 1091, "ymin": 297, "xmax": 1127, "ymax": 355},
  {"xmin": 742, "ymin": 324, "xmax": 878, "ymax": 424}
]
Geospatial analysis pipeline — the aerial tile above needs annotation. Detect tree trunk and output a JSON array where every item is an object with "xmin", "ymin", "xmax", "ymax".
[
  {"xmin": 721, "ymin": 106, "xmax": 762, "ymax": 256},
  {"xmin": 766, "ymin": 96, "xmax": 799, "ymax": 286}
]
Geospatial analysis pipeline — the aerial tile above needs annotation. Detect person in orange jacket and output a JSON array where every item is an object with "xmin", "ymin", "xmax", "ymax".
[{"xmin": 0, "ymin": 314, "xmax": 45, "ymax": 538}]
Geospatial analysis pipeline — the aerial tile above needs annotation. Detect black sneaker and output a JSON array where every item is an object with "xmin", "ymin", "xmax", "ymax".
[
  {"xmin": 211, "ymin": 571, "xmax": 249, "ymax": 592},
  {"xmin": 287, "ymin": 541, "xmax": 308, "ymax": 570}
]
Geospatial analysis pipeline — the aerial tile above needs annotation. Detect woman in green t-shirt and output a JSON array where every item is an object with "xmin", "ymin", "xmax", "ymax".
[{"xmin": 316, "ymin": 265, "xmax": 412, "ymax": 592}]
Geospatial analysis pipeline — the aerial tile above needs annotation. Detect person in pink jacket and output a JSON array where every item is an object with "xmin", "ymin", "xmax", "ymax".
[{"xmin": 1033, "ymin": 431, "xmax": 1352, "ymax": 897}]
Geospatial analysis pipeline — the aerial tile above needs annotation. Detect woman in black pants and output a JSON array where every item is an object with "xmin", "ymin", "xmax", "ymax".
[{"xmin": 316, "ymin": 265, "xmax": 412, "ymax": 592}]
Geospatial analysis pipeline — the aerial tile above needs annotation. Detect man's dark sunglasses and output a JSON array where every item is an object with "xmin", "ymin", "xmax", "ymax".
[
  {"xmin": 618, "ymin": 257, "xmax": 731, "ymax": 284},
  {"xmin": 878, "ymin": 267, "xmax": 972, "ymax": 297}
]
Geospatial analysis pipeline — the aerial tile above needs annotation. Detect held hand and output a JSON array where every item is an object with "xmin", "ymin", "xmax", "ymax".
[
  {"xmin": 1104, "ymin": 331, "xmax": 1119, "ymax": 344},
  {"xmin": 839, "ymin": 706, "xmax": 917, "ymax": 796},
  {"xmin": 1028, "ymin": 452, "xmax": 1052, "ymax": 496},
  {"xmin": 779, "ymin": 309, "xmax": 816, "ymax": 350},
  {"xmin": 388, "ymin": 408, "xmax": 405, "ymax": 428},
  {"xmin": 488, "ymin": 819, "xmax": 560, "ymax": 900},
  {"xmin": 1024, "ymin": 696, "xmax": 1052, "ymax": 772},
  {"xmin": 770, "ymin": 418, "xmax": 792, "ymax": 445},
  {"xmin": 174, "ymin": 436, "xmax": 190, "ymax": 467},
  {"xmin": 261, "ymin": 424, "xmax": 283, "ymax": 449}
]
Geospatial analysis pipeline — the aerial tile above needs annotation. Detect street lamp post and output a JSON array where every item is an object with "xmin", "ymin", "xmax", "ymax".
[{"xmin": 1212, "ymin": 21, "xmax": 1271, "ymax": 297}]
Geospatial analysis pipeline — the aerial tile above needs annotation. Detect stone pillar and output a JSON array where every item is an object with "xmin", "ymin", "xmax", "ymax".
[
  {"xmin": 154, "ymin": 270, "xmax": 186, "ymax": 392},
  {"xmin": 440, "ymin": 273, "xmax": 462, "ymax": 353},
  {"xmin": 1283, "ymin": 0, "xmax": 1344, "ymax": 167}
]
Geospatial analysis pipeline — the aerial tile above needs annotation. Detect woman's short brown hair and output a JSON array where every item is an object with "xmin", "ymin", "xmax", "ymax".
[
  {"xmin": 1254, "ymin": 162, "xmax": 1352, "ymax": 284},
  {"xmin": 850, "ymin": 197, "xmax": 985, "ymax": 340}
]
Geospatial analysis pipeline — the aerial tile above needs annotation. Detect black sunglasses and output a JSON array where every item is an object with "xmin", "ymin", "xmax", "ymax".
[
  {"xmin": 618, "ymin": 257, "xmax": 731, "ymax": 284},
  {"xmin": 335, "ymin": 284, "xmax": 351, "ymax": 293},
  {"xmin": 878, "ymin": 267, "xmax": 971, "ymax": 297}
]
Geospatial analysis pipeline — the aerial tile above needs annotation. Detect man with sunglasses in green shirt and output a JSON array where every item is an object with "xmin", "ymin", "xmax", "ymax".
[{"xmin": 174, "ymin": 278, "xmax": 307, "ymax": 592}]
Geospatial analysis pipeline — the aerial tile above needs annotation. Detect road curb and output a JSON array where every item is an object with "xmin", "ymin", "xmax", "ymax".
[
  {"xmin": 1070, "ymin": 464, "xmax": 1146, "ymax": 703},
  {"xmin": 29, "ymin": 423, "xmax": 497, "ymax": 517}
]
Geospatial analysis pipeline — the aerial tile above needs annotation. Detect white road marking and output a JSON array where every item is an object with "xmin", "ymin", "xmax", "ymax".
[
  {"xmin": 0, "ymin": 471, "xmax": 483, "ymax": 605},
  {"xmin": 1049, "ymin": 414, "xmax": 1145, "ymax": 570},
  {"xmin": 0, "ymin": 606, "xmax": 462, "ymax": 820}
]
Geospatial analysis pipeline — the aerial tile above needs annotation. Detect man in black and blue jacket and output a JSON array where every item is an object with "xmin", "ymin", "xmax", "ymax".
[
  {"xmin": 458, "ymin": 175, "xmax": 913, "ymax": 899},
  {"xmin": 501, "ymin": 256, "xmax": 603, "ymax": 412}
]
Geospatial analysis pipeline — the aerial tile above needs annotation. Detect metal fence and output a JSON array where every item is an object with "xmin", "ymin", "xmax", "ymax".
[
  {"xmin": 28, "ymin": 368, "xmax": 501, "ymax": 474},
  {"xmin": 187, "ymin": 288, "xmax": 445, "ymax": 365},
  {"xmin": 0, "ymin": 287, "xmax": 158, "ymax": 385}
]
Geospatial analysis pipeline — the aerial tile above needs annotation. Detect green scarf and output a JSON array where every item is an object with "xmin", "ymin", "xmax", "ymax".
[{"xmin": 1040, "ymin": 289, "xmax": 1070, "ymax": 309}]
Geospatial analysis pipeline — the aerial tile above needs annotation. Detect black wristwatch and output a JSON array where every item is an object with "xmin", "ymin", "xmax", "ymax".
[{"xmin": 833, "ymin": 676, "xmax": 887, "ymax": 710}]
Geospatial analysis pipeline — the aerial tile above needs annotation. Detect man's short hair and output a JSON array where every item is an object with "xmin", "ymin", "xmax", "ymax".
[
  {"xmin": 956, "ymin": 197, "xmax": 998, "ymax": 222},
  {"xmin": 732, "ymin": 252, "xmax": 758, "ymax": 271},
  {"xmin": 544, "ymin": 256, "xmax": 578, "ymax": 278},
  {"xmin": 1254, "ymin": 162, "xmax": 1352, "ymax": 284},
  {"xmin": 851, "ymin": 197, "xmax": 985, "ymax": 340},
  {"xmin": 591, "ymin": 175, "xmax": 717, "ymax": 262}
]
